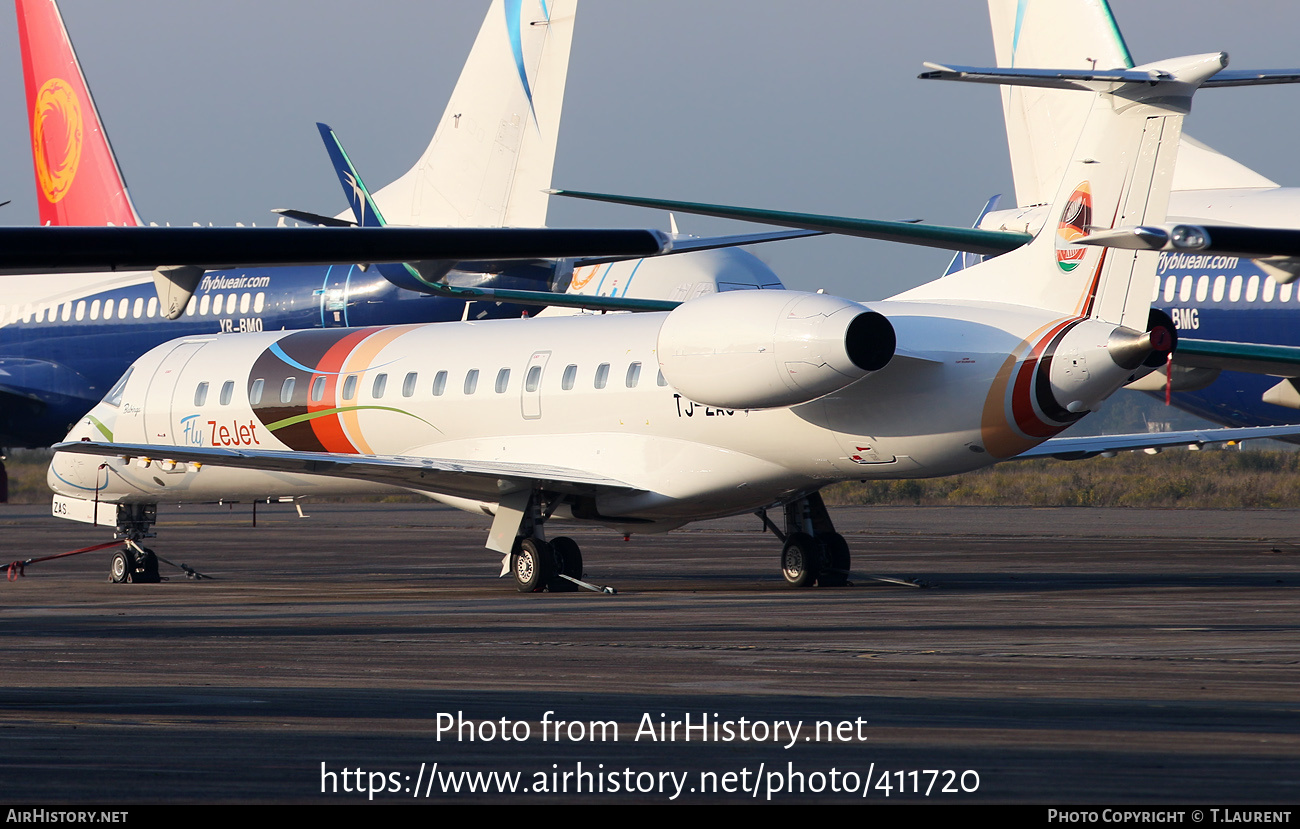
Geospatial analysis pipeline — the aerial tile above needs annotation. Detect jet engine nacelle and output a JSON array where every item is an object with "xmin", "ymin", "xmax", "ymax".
[{"xmin": 657, "ymin": 290, "xmax": 896, "ymax": 410}]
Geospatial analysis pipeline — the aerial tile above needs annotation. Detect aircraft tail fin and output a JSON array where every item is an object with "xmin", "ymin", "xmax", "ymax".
[
  {"xmin": 16, "ymin": 0, "xmax": 140, "ymax": 226},
  {"xmin": 903, "ymin": 53, "xmax": 1226, "ymax": 331},
  {"xmin": 988, "ymin": 0, "xmax": 1274, "ymax": 206},
  {"xmin": 370, "ymin": 0, "xmax": 576, "ymax": 228},
  {"xmin": 317, "ymin": 123, "xmax": 388, "ymax": 228}
]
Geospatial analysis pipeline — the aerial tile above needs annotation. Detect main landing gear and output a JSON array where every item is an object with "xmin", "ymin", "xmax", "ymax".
[
  {"xmin": 758, "ymin": 492, "xmax": 851, "ymax": 588},
  {"xmin": 492, "ymin": 490, "xmax": 612, "ymax": 594},
  {"xmin": 510, "ymin": 534, "xmax": 584, "ymax": 593}
]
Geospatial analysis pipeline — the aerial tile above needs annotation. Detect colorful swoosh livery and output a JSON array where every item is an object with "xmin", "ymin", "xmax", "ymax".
[
  {"xmin": 981, "ymin": 317, "xmax": 1088, "ymax": 459},
  {"xmin": 249, "ymin": 327, "xmax": 438, "ymax": 454}
]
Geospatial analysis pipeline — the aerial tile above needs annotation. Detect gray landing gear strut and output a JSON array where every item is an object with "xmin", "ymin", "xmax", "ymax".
[
  {"xmin": 490, "ymin": 490, "xmax": 614, "ymax": 594},
  {"xmin": 108, "ymin": 504, "xmax": 161, "ymax": 584},
  {"xmin": 758, "ymin": 492, "xmax": 851, "ymax": 588}
]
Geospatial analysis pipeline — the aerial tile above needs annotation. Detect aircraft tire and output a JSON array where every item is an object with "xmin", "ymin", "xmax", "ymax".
[
  {"xmin": 781, "ymin": 532, "xmax": 820, "ymax": 588},
  {"xmin": 818, "ymin": 533, "xmax": 851, "ymax": 587},
  {"xmin": 136, "ymin": 549, "xmax": 161, "ymax": 584},
  {"xmin": 513, "ymin": 537, "xmax": 553, "ymax": 593},
  {"xmin": 109, "ymin": 549, "xmax": 132, "ymax": 584},
  {"xmin": 549, "ymin": 536, "xmax": 582, "ymax": 592}
]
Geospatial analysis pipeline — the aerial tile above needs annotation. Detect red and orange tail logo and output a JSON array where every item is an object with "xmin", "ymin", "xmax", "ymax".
[
  {"xmin": 1054, "ymin": 182, "xmax": 1092, "ymax": 274},
  {"xmin": 17, "ymin": 0, "xmax": 137, "ymax": 226}
]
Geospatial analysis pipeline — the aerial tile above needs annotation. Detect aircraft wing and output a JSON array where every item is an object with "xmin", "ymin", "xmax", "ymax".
[
  {"xmin": 0, "ymin": 226, "xmax": 670, "ymax": 274},
  {"xmin": 54, "ymin": 441, "xmax": 640, "ymax": 503},
  {"xmin": 1016, "ymin": 424, "xmax": 1300, "ymax": 461},
  {"xmin": 549, "ymin": 189, "xmax": 1032, "ymax": 256},
  {"xmin": 571, "ymin": 228, "xmax": 824, "ymax": 267},
  {"xmin": 1174, "ymin": 340, "xmax": 1300, "ymax": 377}
]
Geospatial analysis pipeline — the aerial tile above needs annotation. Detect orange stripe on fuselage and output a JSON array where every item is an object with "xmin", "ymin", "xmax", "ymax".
[
  {"xmin": 338, "ymin": 325, "xmax": 423, "ymax": 454},
  {"xmin": 306, "ymin": 329, "xmax": 373, "ymax": 453},
  {"xmin": 1010, "ymin": 318, "xmax": 1077, "ymax": 439}
]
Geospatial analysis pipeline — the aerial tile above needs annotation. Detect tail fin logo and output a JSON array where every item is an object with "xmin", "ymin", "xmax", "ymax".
[
  {"xmin": 1055, "ymin": 182, "xmax": 1092, "ymax": 273},
  {"xmin": 32, "ymin": 77, "xmax": 84, "ymax": 205}
]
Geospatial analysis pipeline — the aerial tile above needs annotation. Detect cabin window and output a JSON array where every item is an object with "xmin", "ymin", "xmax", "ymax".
[
  {"xmin": 185, "ymin": 296, "xmax": 197, "ymax": 316},
  {"xmin": 371, "ymin": 373, "xmax": 388, "ymax": 399},
  {"xmin": 656, "ymin": 369, "xmax": 668, "ymax": 387},
  {"xmin": 1246, "ymin": 275, "xmax": 1260, "ymax": 303},
  {"xmin": 280, "ymin": 377, "xmax": 296, "ymax": 404},
  {"xmin": 311, "ymin": 375, "xmax": 326, "ymax": 402},
  {"xmin": 1179, "ymin": 275, "xmax": 1192, "ymax": 303},
  {"xmin": 1213, "ymin": 275, "xmax": 1226, "ymax": 302},
  {"xmin": 432, "ymin": 370, "xmax": 447, "ymax": 396},
  {"xmin": 342, "ymin": 374, "xmax": 357, "ymax": 401},
  {"xmin": 1229, "ymin": 275, "xmax": 1243, "ymax": 302},
  {"xmin": 220, "ymin": 381, "xmax": 235, "ymax": 406},
  {"xmin": 495, "ymin": 368, "xmax": 511, "ymax": 393},
  {"xmin": 74, "ymin": 301, "xmax": 85, "ymax": 321},
  {"xmin": 625, "ymin": 362, "xmax": 641, "ymax": 388},
  {"xmin": 194, "ymin": 382, "xmax": 209, "ymax": 406},
  {"xmin": 1163, "ymin": 276, "xmax": 1176, "ymax": 303},
  {"xmin": 464, "ymin": 369, "xmax": 479, "ymax": 395},
  {"xmin": 1263, "ymin": 276, "xmax": 1277, "ymax": 302},
  {"xmin": 103, "ymin": 368, "xmax": 133, "ymax": 408},
  {"xmin": 240, "ymin": 293, "xmax": 252, "ymax": 314},
  {"xmin": 215, "ymin": 295, "xmax": 227, "ymax": 315},
  {"xmin": 249, "ymin": 378, "xmax": 265, "ymax": 405},
  {"xmin": 89, "ymin": 300, "xmax": 101, "ymax": 321},
  {"xmin": 1283, "ymin": 282, "xmax": 1294, "ymax": 303},
  {"xmin": 1150, "ymin": 275, "xmax": 1161, "ymax": 302},
  {"xmin": 594, "ymin": 363, "xmax": 610, "ymax": 390},
  {"xmin": 61, "ymin": 303, "xmax": 71, "ymax": 322},
  {"xmin": 525, "ymin": 365, "xmax": 542, "ymax": 393},
  {"xmin": 1195, "ymin": 275, "xmax": 1209, "ymax": 303},
  {"xmin": 562, "ymin": 364, "xmax": 577, "ymax": 390},
  {"xmin": 147, "ymin": 297, "xmax": 158, "ymax": 318},
  {"xmin": 200, "ymin": 294, "xmax": 212, "ymax": 315},
  {"xmin": 254, "ymin": 292, "xmax": 266, "ymax": 313},
  {"xmin": 403, "ymin": 372, "xmax": 418, "ymax": 398}
]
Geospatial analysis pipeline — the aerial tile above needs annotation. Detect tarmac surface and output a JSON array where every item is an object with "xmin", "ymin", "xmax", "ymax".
[{"xmin": 1, "ymin": 501, "xmax": 1297, "ymax": 804}]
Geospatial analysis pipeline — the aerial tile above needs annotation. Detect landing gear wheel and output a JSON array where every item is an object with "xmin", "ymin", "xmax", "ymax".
[
  {"xmin": 549, "ymin": 536, "xmax": 583, "ymax": 592},
  {"xmin": 818, "ymin": 533, "xmax": 851, "ymax": 587},
  {"xmin": 109, "ymin": 549, "xmax": 132, "ymax": 584},
  {"xmin": 781, "ymin": 532, "xmax": 821, "ymax": 588},
  {"xmin": 134, "ymin": 548, "xmax": 161, "ymax": 584},
  {"xmin": 512, "ymin": 537, "xmax": 554, "ymax": 593}
]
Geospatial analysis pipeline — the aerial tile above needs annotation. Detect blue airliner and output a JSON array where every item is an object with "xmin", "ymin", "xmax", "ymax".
[{"xmin": 3, "ymin": 0, "xmax": 793, "ymax": 451}]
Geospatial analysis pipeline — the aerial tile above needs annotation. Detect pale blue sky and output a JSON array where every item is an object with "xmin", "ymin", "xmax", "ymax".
[{"xmin": 1, "ymin": 1, "xmax": 1297, "ymax": 299}]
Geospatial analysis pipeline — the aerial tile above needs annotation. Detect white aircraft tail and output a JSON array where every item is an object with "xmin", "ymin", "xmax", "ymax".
[
  {"xmin": 988, "ymin": 0, "xmax": 1274, "ymax": 207},
  {"xmin": 901, "ymin": 53, "xmax": 1226, "ymax": 331},
  {"xmin": 370, "ymin": 0, "xmax": 576, "ymax": 229}
]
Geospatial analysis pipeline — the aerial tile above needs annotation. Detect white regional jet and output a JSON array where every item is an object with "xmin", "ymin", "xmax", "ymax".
[{"xmin": 46, "ymin": 52, "xmax": 1262, "ymax": 591}]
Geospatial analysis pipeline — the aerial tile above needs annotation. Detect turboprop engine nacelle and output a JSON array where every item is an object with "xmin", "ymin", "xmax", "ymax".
[{"xmin": 657, "ymin": 290, "xmax": 896, "ymax": 410}]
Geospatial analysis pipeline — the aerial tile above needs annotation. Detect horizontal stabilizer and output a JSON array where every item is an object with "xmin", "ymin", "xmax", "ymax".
[
  {"xmin": 1016, "ymin": 424, "xmax": 1300, "ymax": 460},
  {"xmin": 922, "ymin": 55, "xmax": 1298, "ymax": 90},
  {"xmin": 271, "ymin": 208, "xmax": 356, "ymax": 228},
  {"xmin": 573, "ymin": 228, "xmax": 822, "ymax": 267},
  {"xmin": 1077, "ymin": 224, "xmax": 1300, "ymax": 260},
  {"xmin": 549, "ymin": 189, "xmax": 1030, "ymax": 256},
  {"xmin": 0, "ymin": 226, "xmax": 671, "ymax": 273}
]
